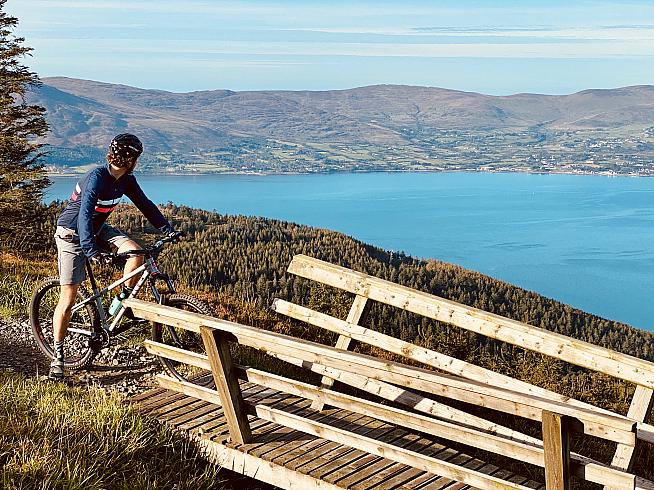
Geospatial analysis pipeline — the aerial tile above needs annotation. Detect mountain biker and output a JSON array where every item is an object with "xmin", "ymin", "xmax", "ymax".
[{"xmin": 50, "ymin": 133, "xmax": 179, "ymax": 380}]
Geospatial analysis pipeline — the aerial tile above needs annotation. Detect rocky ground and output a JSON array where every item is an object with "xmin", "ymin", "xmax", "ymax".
[{"xmin": 0, "ymin": 316, "xmax": 160, "ymax": 395}]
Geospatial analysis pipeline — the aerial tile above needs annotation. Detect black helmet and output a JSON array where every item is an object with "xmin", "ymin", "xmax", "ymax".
[{"xmin": 110, "ymin": 133, "xmax": 143, "ymax": 160}]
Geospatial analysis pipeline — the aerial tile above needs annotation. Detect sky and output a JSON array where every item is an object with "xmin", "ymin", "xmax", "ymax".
[{"xmin": 7, "ymin": 0, "xmax": 654, "ymax": 94}]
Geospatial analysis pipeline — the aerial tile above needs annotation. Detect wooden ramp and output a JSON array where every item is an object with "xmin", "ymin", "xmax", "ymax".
[{"xmin": 132, "ymin": 378, "xmax": 544, "ymax": 490}]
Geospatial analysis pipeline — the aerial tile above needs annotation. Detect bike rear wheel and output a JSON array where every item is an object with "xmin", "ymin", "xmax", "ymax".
[
  {"xmin": 29, "ymin": 277, "xmax": 101, "ymax": 369},
  {"xmin": 151, "ymin": 294, "xmax": 214, "ymax": 385}
]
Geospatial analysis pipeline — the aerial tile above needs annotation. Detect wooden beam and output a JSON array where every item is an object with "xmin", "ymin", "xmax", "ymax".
[
  {"xmin": 542, "ymin": 411, "xmax": 571, "ymax": 490},
  {"xmin": 144, "ymin": 339, "xmax": 211, "ymax": 370},
  {"xmin": 200, "ymin": 325, "xmax": 252, "ymax": 445},
  {"xmin": 156, "ymin": 374, "xmax": 222, "ymax": 405},
  {"xmin": 608, "ymin": 386, "xmax": 654, "ymax": 483},
  {"xmin": 125, "ymin": 299, "xmax": 637, "ymax": 445},
  {"xmin": 286, "ymin": 255, "xmax": 654, "ymax": 390},
  {"xmin": 312, "ymin": 294, "xmax": 369, "ymax": 411}
]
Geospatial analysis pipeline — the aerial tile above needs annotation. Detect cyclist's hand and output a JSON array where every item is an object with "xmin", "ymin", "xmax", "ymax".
[
  {"xmin": 167, "ymin": 230, "xmax": 186, "ymax": 242},
  {"xmin": 89, "ymin": 252, "xmax": 113, "ymax": 267}
]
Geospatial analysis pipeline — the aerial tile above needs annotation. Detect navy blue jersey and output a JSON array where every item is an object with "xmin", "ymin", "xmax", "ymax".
[{"xmin": 57, "ymin": 164, "xmax": 172, "ymax": 257}]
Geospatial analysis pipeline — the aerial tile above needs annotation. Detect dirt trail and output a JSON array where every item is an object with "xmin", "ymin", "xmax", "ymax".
[{"xmin": 0, "ymin": 317, "xmax": 159, "ymax": 395}]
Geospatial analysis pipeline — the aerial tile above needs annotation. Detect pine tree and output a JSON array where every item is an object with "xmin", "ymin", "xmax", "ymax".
[{"xmin": 0, "ymin": 0, "xmax": 49, "ymax": 248}]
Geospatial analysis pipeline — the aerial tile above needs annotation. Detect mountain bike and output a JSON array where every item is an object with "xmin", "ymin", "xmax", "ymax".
[{"xmin": 29, "ymin": 233, "xmax": 212, "ymax": 384}]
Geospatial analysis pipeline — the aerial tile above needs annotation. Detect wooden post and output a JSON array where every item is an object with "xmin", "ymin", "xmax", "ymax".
[
  {"xmin": 542, "ymin": 410, "xmax": 571, "ymax": 490},
  {"xmin": 200, "ymin": 325, "xmax": 252, "ymax": 445},
  {"xmin": 311, "ymin": 294, "xmax": 369, "ymax": 411},
  {"xmin": 605, "ymin": 386, "xmax": 653, "ymax": 487}
]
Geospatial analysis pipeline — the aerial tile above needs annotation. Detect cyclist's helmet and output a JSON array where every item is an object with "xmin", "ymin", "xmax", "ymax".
[{"xmin": 109, "ymin": 133, "xmax": 143, "ymax": 164}]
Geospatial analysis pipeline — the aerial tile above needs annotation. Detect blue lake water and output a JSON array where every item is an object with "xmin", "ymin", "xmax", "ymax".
[{"xmin": 46, "ymin": 172, "xmax": 654, "ymax": 331}]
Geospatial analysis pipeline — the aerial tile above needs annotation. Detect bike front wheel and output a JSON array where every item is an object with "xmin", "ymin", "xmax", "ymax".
[
  {"xmin": 151, "ymin": 294, "xmax": 214, "ymax": 385},
  {"xmin": 29, "ymin": 277, "xmax": 101, "ymax": 369}
]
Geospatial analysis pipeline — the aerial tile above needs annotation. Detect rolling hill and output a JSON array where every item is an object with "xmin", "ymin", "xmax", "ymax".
[{"xmin": 29, "ymin": 77, "xmax": 654, "ymax": 174}]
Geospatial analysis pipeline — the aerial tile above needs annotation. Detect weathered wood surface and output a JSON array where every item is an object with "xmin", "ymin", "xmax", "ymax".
[
  {"xmin": 286, "ymin": 254, "xmax": 654, "ymax": 390},
  {"xmin": 199, "ymin": 326, "xmax": 252, "ymax": 444},
  {"xmin": 542, "ymin": 411, "xmax": 571, "ymax": 490},
  {"xmin": 312, "ymin": 293, "xmax": 369, "ymax": 411},
  {"xmin": 609, "ymin": 386, "xmax": 654, "ymax": 478},
  {"xmin": 132, "ymin": 381, "xmax": 546, "ymax": 490}
]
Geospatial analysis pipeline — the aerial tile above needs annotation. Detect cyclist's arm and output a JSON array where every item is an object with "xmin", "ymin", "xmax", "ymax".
[
  {"xmin": 124, "ymin": 176, "xmax": 174, "ymax": 234},
  {"xmin": 78, "ymin": 171, "xmax": 102, "ymax": 258}
]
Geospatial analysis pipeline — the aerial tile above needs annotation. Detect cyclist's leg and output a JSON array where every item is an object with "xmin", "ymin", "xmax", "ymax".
[
  {"xmin": 53, "ymin": 284, "xmax": 80, "ymax": 342},
  {"xmin": 52, "ymin": 227, "xmax": 86, "ymax": 378},
  {"xmin": 98, "ymin": 224, "xmax": 142, "ymax": 288},
  {"xmin": 117, "ymin": 240, "xmax": 143, "ymax": 288}
]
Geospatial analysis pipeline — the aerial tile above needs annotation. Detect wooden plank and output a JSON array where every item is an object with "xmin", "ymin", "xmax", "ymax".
[
  {"xmin": 312, "ymin": 294, "xmax": 369, "ymax": 411},
  {"xmin": 147, "ymin": 390, "xmax": 198, "ymax": 418},
  {"xmin": 243, "ymin": 398, "xmax": 315, "ymax": 455},
  {"xmin": 323, "ymin": 428, "xmax": 416, "ymax": 484},
  {"xmin": 275, "ymin": 411, "xmax": 372, "ymax": 468},
  {"xmin": 609, "ymin": 386, "xmax": 654, "ymax": 479},
  {"xmin": 303, "ymin": 418, "xmax": 394, "ymax": 478},
  {"xmin": 332, "ymin": 432, "xmax": 422, "ymax": 487},
  {"xmin": 162, "ymin": 399, "xmax": 209, "ymax": 425},
  {"xmin": 130, "ymin": 385, "xmax": 167, "ymax": 403},
  {"xmin": 285, "ymin": 255, "xmax": 654, "ymax": 390},
  {"xmin": 132, "ymin": 389, "xmax": 184, "ymax": 412},
  {"xmin": 237, "ymin": 391, "xmax": 304, "ymax": 447},
  {"xmin": 254, "ymin": 405, "xmax": 535, "ymax": 490},
  {"xmin": 157, "ymin": 374, "xmax": 222, "ymax": 405},
  {"xmin": 256, "ymin": 407, "xmax": 350, "ymax": 462},
  {"xmin": 416, "ymin": 452, "xmax": 475, "ymax": 490},
  {"xmin": 125, "ymin": 299, "xmax": 637, "ymax": 445},
  {"xmin": 363, "ymin": 441, "xmax": 447, "ymax": 490},
  {"xmin": 178, "ymin": 384, "xmax": 268, "ymax": 432},
  {"xmin": 354, "ymin": 439, "xmax": 447, "ymax": 490},
  {"xmin": 210, "ymin": 390, "xmax": 301, "ymax": 446},
  {"xmin": 144, "ymin": 339, "xmax": 210, "ymax": 369},
  {"xmin": 195, "ymin": 435, "xmax": 344, "ymax": 490},
  {"xmin": 200, "ymin": 325, "xmax": 252, "ymax": 445},
  {"xmin": 407, "ymin": 447, "xmax": 467, "ymax": 489},
  {"xmin": 542, "ymin": 411, "xmax": 571, "ymax": 490},
  {"xmin": 294, "ymin": 417, "xmax": 388, "ymax": 474}
]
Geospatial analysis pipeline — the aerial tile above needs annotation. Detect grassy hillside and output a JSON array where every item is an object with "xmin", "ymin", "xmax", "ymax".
[{"xmin": 0, "ymin": 372, "xmax": 225, "ymax": 490}]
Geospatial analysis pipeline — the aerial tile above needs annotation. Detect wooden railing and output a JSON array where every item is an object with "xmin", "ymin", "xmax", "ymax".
[
  {"xmin": 275, "ymin": 256, "xmax": 654, "ymax": 472},
  {"xmin": 124, "ymin": 255, "xmax": 654, "ymax": 490}
]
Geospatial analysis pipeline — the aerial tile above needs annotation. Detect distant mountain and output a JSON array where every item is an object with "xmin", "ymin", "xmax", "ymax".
[{"xmin": 29, "ymin": 77, "xmax": 654, "ymax": 174}]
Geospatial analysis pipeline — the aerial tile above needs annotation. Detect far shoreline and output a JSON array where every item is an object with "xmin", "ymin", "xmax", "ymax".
[{"xmin": 47, "ymin": 168, "xmax": 654, "ymax": 178}]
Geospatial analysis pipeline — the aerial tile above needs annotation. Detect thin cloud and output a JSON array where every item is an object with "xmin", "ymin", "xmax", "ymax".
[
  {"xmin": 32, "ymin": 38, "xmax": 654, "ymax": 59},
  {"xmin": 602, "ymin": 24, "xmax": 654, "ymax": 29}
]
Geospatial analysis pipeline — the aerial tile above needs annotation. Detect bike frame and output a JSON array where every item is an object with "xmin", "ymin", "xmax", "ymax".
[{"xmin": 68, "ymin": 253, "xmax": 175, "ymax": 338}]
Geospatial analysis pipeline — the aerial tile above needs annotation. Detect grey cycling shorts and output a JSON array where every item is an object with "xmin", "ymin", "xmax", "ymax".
[{"xmin": 55, "ymin": 224, "xmax": 131, "ymax": 285}]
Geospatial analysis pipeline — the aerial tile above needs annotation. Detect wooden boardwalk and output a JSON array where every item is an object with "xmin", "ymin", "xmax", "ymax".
[
  {"xmin": 132, "ymin": 378, "xmax": 544, "ymax": 490},
  {"xmin": 124, "ymin": 254, "xmax": 654, "ymax": 490}
]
